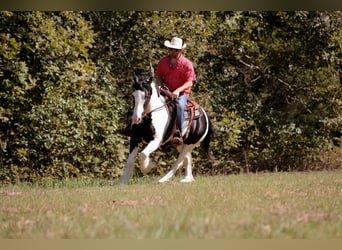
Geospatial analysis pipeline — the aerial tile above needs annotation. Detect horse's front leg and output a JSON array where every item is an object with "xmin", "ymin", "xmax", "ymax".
[
  {"xmin": 139, "ymin": 138, "xmax": 162, "ymax": 174},
  {"xmin": 119, "ymin": 146, "xmax": 139, "ymax": 184}
]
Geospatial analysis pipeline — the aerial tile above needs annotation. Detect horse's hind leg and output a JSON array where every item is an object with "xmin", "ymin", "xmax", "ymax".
[
  {"xmin": 180, "ymin": 152, "xmax": 194, "ymax": 183},
  {"xmin": 159, "ymin": 144, "xmax": 195, "ymax": 183}
]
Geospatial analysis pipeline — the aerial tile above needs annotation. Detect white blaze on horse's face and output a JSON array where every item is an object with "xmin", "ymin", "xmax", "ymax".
[{"xmin": 132, "ymin": 89, "xmax": 145, "ymax": 124}]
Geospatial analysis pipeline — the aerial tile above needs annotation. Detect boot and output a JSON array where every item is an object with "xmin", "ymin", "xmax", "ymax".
[{"xmin": 172, "ymin": 130, "xmax": 183, "ymax": 145}]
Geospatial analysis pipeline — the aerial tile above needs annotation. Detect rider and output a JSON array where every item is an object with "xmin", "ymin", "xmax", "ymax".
[{"xmin": 156, "ymin": 37, "xmax": 196, "ymax": 145}]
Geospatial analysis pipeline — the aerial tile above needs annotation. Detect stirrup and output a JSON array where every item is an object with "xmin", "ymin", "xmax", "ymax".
[
  {"xmin": 172, "ymin": 137, "xmax": 183, "ymax": 145},
  {"xmin": 172, "ymin": 131, "xmax": 183, "ymax": 145}
]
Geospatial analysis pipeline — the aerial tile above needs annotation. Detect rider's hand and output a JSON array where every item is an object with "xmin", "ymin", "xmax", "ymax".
[{"xmin": 172, "ymin": 90, "xmax": 180, "ymax": 98}]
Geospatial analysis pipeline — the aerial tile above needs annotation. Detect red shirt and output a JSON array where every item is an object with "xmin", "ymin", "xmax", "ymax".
[{"xmin": 156, "ymin": 55, "xmax": 196, "ymax": 96}]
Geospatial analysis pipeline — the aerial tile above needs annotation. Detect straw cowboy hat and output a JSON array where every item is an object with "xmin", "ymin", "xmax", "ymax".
[{"xmin": 164, "ymin": 37, "xmax": 187, "ymax": 50}]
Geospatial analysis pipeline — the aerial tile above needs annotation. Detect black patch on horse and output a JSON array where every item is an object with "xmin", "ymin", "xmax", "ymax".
[{"xmin": 129, "ymin": 113, "xmax": 155, "ymax": 153}]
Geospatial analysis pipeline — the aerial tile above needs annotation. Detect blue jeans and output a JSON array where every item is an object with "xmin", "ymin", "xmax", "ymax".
[{"xmin": 177, "ymin": 94, "xmax": 188, "ymax": 133}]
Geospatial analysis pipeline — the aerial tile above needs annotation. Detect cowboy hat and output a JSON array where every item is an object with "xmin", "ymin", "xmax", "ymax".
[{"xmin": 164, "ymin": 37, "xmax": 187, "ymax": 50}]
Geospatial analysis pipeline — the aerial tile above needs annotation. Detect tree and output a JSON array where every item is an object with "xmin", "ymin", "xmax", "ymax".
[
  {"xmin": 0, "ymin": 11, "xmax": 124, "ymax": 182},
  {"xmin": 1, "ymin": 11, "xmax": 341, "ymax": 183},
  {"xmin": 201, "ymin": 11, "xmax": 342, "ymax": 171}
]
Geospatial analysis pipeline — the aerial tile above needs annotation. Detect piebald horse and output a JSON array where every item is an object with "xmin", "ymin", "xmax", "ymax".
[{"xmin": 119, "ymin": 75, "xmax": 213, "ymax": 184}]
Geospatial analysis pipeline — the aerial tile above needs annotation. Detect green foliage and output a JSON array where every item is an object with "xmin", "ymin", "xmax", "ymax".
[
  {"xmin": 1, "ymin": 11, "xmax": 341, "ymax": 184},
  {"xmin": 201, "ymin": 11, "xmax": 342, "ymax": 172},
  {"xmin": 0, "ymin": 11, "xmax": 126, "ymax": 183}
]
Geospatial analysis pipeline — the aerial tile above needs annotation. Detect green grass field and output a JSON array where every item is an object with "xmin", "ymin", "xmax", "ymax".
[{"xmin": 1, "ymin": 171, "xmax": 341, "ymax": 238}]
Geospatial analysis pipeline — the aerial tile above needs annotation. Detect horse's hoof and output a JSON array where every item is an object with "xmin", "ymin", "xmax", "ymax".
[
  {"xmin": 158, "ymin": 178, "xmax": 168, "ymax": 183},
  {"xmin": 118, "ymin": 177, "xmax": 129, "ymax": 185},
  {"xmin": 180, "ymin": 177, "xmax": 194, "ymax": 183},
  {"xmin": 141, "ymin": 162, "xmax": 156, "ymax": 175}
]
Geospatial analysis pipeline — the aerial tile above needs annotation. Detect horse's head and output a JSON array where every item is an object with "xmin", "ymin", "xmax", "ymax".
[{"xmin": 132, "ymin": 75, "xmax": 153, "ymax": 124}]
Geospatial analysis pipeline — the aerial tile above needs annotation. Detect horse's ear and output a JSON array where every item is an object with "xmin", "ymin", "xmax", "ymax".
[
  {"xmin": 132, "ymin": 75, "xmax": 141, "ymax": 91},
  {"xmin": 133, "ymin": 75, "xmax": 139, "ymax": 84}
]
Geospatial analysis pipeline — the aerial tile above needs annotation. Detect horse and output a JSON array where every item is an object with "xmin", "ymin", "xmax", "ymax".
[{"xmin": 119, "ymin": 75, "xmax": 214, "ymax": 184}]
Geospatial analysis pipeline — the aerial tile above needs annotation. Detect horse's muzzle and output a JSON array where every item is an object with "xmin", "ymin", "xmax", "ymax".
[
  {"xmin": 132, "ymin": 113, "xmax": 143, "ymax": 124},
  {"xmin": 132, "ymin": 117, "xmax": 141, "ymax": 124},
  {"xmin": 132, "ymin": 111, "xmax": 146, "ymax": 124}
]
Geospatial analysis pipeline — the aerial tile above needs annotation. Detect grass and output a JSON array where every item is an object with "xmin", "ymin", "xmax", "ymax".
[{"xmin": 0, "ymin": 171, "xmax": 342, "ymax": 238}]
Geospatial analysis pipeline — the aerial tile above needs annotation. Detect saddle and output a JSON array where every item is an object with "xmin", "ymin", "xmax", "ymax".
[
  {"xmin": 183, "ymin": 99, "xmax": 201, "ymax": 138},
  {"xmin": 160, "ymin": 87, "xmax": 201, "ymax": 142}
]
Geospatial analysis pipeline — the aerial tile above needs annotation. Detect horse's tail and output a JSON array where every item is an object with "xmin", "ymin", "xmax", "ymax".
[{"xmin": 201, "ymin": 116, "xmax": 215, "ymax": 160}]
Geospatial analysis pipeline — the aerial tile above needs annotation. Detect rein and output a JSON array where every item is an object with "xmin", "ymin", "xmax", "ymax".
[
  {"xmin": 142, "ymin": 99, "xmax": 172, "ymax": 118},
  {"xmin": 133, "ymin": 77, "xmax": 173, "ymax": 119}
]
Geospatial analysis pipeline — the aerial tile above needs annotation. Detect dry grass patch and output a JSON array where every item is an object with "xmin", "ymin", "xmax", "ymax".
[{"xmin": 0, "ymin": 171, "xmax": 342, "ymax": 238}]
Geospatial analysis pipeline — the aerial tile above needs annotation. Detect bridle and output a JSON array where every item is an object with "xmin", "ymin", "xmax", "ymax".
[
  {"xmin": 141, "ymin": 86, "xmax": 173, "ymax": 119},
  {"xmin": 133, "ymin": 77, "xmax": 171, "ymax": 119}
]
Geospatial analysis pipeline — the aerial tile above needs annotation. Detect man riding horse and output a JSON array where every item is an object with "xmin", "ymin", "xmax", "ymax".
[
  {"xmin": 118, "ymin": 36, "xmax": 213, "ymax": 184},
  {"xmin": 156, "ymin": 37, "xmax": 196, "ymax": 145}
]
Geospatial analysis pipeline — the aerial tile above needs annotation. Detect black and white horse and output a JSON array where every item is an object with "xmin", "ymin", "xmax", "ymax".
[{"xmin": 119, "ymin": 75, "xmax": 214, "ymax": 184}]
